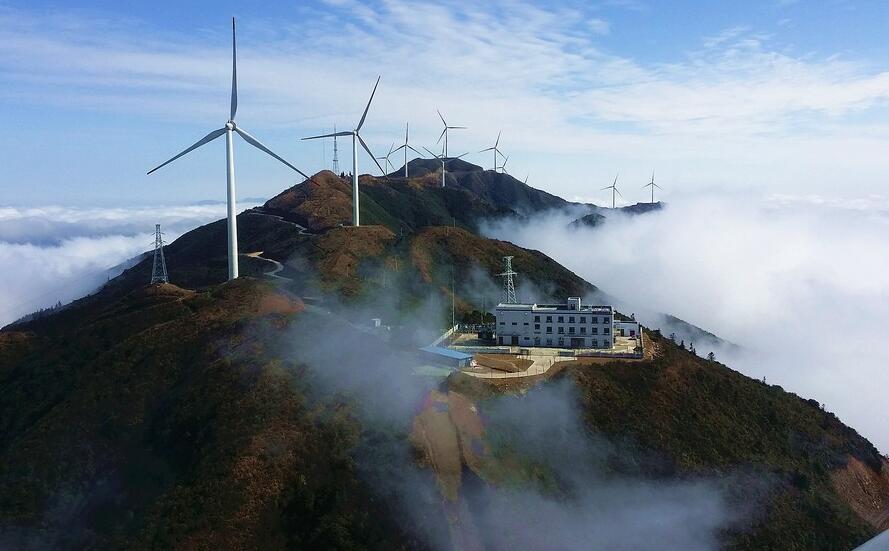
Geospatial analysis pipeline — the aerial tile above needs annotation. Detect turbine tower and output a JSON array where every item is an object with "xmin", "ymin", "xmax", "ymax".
[
  {"xmin": 642, "ymin": 170, "xmax": 662, "ymax": 203},
  {"xmin": 601, "ymin": 172, "xmax": 622, "ymax": 209},
  {"xmin": 436, "ymin": 110, "xmax": 466, "ymax": 158},
  {"xmin": 392, "ymin": 123, "xmax": 422, "ymax": 178},
  {"xmin": 423, "ymin": 147, "xmax": 468, "ymax": 188},
  {"xmin": 332, "ymin": 125, "xmax": 340, "ymax": 174},
  {"xmin": 498, "ymin": 256, "xmax": 517, "ymax": 304},
  {"xmin": 151, "ymin": 224, "xmax": 169, "ymax": 284},
  {"xmin": 479, "ymin": 131, "xmax": 504, "ymax": 172},
  {"xmin": 147, "ymin": 18, "xmax": 311, "ymax": 281},
  {"xmin": 302, "ymin": 77, "xmax": 385, "ymax": 227}
]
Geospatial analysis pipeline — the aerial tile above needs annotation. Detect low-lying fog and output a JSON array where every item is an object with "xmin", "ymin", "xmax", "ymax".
[{"xmin": 483, "ymin": 191, "xmax": 889, "ymax": 451}]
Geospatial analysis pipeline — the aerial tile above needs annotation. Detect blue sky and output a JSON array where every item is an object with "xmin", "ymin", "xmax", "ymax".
[{"xmin": 2, "ymin": 0, "xmax": 889, "ymax": 205}]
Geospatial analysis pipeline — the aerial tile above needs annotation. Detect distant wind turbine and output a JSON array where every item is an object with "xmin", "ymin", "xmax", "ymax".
[
  {"xmin": 423, "ymin": 147, "xmax": 468, "ymax": 188},
  {"xmin": 436, "ymin": 110, "xmax": 466, "ymax": 158},
  {"xmin": 376, "ymin": 143, "xmax": 396, "ymax": 175},
  {"xmin": 302, "ymin": 77, "xmax": 386, "ymax": 227},
  {"xmin": 601, "ymin": 173, "xmax": 622, "ymax": 209},
  {"xmin": 642, "ymin": 170, "xmax": 662, "ymax": 203},
  {"xmin": 392, "ymin": 123, "xmax": 423, "ymax": 178},
  {"xmin": 479, "ymin": 131, "xmax": 504, "ymax": 172},
  {"xmin": 497, "ymin": 154, "xmax": 510, "ymax": 175},
  {"xmin": 147, "ymin": 18, "xmax": 311, "ymax": 281}
]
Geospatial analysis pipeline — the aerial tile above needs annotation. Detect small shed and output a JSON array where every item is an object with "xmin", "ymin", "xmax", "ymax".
[{"xmin": 419, "ymin": 345, "xmax": 473, "ymax": 369}]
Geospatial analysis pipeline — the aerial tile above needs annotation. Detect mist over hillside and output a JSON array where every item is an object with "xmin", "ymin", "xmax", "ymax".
[{"xmin": 482, "ymin": 191, "xmax": 889, "ymax": 452}]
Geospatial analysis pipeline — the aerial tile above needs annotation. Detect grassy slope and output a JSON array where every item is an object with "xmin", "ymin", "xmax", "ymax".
[
  {"xmin": 0, "ymin": 281, "xmax": 419, "ymax": 550},
  {"xmin": 562, "ymin": 331, "xmax": 881, "ymax": 550}
]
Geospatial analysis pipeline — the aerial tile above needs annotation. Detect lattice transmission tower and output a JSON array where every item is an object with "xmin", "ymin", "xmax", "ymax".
[
  {"xmin": 151, "ymin": 224, "xmax": 169, "ymax": 284},
  {"xmin": 498, "ymin": 256, "xmax": 517, "ymax": 304},
  {"xmin": 332, "ymin": 125, "xmax": 340, "ymax": 174}
]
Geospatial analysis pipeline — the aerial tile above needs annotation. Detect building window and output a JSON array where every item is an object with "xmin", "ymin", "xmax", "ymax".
[
  {"xmin": 604, "ymin": 327, "xmax": 610, "ymax": 335},
  {"xmin": 546, "ymin": 326, "xmax": 552, "ymax": 334},
  {"xmin": 546, "ymin": 316, "xmax": 552, "ymax": 323},
  {"xmin": 592, "ymin": 339, "xmax": 598, "ymax": 348},
  {"xmin": 558, "ymin": 316, "xmax": 564, "ymax": 323},
  {"xmin": 580, "ymin": 316, "xmax": 586, "ymax": 323},
  {"xmin": 630, "ymin": 330, "xmax": 636, "ymax": 336},
  {"xmin": 546, "ymin": 338, "xmax": 552, "ymax": 346},
  {"xmin": 500, "ymin": 321, "xmax": 505, "ymax": 325},
  {"xmin": 592, "ymin": 327, "xmax": 598, "ymax": 335},
  {"xmin": 534, "ymin": 315, "xmax": 540, "ymax": 322},
  {"xmin": 558, "ymin": 337, "xmax": 564, "ymax": 346},
  {"xmin": 568, "ymin": 327, "xmax": 575, "ymax": 334},
  {"xmin": 512, "ymin": 322, "xmax": 518, "ymax": 325},
  {"xmin": 568, "ymin": 316, "xmax": 575, "ymax": 323},
  {"xmin": 534, "ymin": 324, "xmax": 540, "ymax": 331},
  {"xmin": 591, "ymin": 317, "xmax": 598, "ymax": 324},
  {"xmin": 524, "ymin": 322, "xmax": 529, "ymax": 325},
  {"xmin": 603, "ymin": 318, "xmax": 610, "ymax": 325},
  {"xmin": 558, "ymin": 327, "xmax": 564, "ymax": 334},
  {"xmin": 580, "ymin": 327, "xmax": 586, "ymax": 335}
]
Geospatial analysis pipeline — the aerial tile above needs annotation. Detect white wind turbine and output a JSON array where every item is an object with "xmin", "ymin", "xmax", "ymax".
[
  {"xmin": 497, "ymin": 154, "xmax": 510, "ymax": 175},
  {"xmin": 392, "ymin": 123, "xmax": 423, "ymax": 178},
  {"xmin": 479, "ymin": 131, "xmax": 505, "ymax": 172},
  {"xmin": 642, "ymin": 170, "xmax": 662, "ymax": 203},
  {"xmin": 147, "ymin": 18, "xmax": 311, "ymax": 281},
  {"xmin": 376, "ymin": 143, "xmax": 396, "ymax": 175},
  {"xmin": 302, "ymin": 77, "xmax": 385, "ymax": 227},
  {"xmin": 601, "ymin": 172, "xmax": 622, "ymax": 209},
  {"xmin": 436, "ymin": 110, "xmax": 466, "ymax": 158},
  {"xmin": 423, "ymin": 147, "xmax": 468, "ymax": 188}
]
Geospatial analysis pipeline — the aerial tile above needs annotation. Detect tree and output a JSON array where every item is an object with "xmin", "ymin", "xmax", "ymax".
[
  {"xmin": 669, "ymin": 332, "xmax": 677, "ymax": 343},
  {"xmin": 689, "ymin": 342, "xmax": 696, "ymax": 355},
  {"xmin": 679, "ymin": 339, "xmax": 685, "ymax": 350},
  {"xmin": 707, "ymin": 351, "xmax": 716, "ymax": 362}
]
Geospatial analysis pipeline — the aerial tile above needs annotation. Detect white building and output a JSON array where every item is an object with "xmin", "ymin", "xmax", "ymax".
[{"xmin": 495, "ymin": 297, "xmax": 615, "ymax": 348}]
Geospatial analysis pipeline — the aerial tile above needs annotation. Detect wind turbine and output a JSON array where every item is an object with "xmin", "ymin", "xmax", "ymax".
[
  {"xmin": 479, "ymin": 131, "xmax": 504, "ymax": 172},
  {"xmin": 436, "ymin": 110, "xmax": 466, "ymax": 158},
  {"xmin": 642, "ymin": 170, "xmax": 662, "ymax": 203},
  {"xmin": 601, "ymin": 173, "xmax": 622, "ymax": 209},
  {"xmin": 302, "ymin": 77, "xmax": 386, "ymax": 227},
  {"xmin": 392, "ymin": 123, "xmax": 423, "ymax": 178},
  {"xmin": 423, "ymin": 147, "xmax": 468, "ymax": 188},
  {"xmin": 376, "ymin": 143, "xmax": 396, "ymax": 175},
  {"xmin": 497, "ymin": 154, "xmax": 510, "ymax": 175},
  {"xmin": 147, "ymin": 18, "xmax": 311, "ymax": 282}
]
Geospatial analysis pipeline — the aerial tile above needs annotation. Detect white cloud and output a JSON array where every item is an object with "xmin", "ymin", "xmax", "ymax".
[
  {"xmin": 0, "ymin": 201, "xmax": 259, "ymax": 325},
  {"xmin": 2, "ymin": 3, "xmax": 889, "ymax": 201},
  {"xmin": 588, "ymin": 17, "xmax": 611, "ymax": 35},
  {"xmin": 482, "ymin": 193, "xmax": 889, "ymax": 451}
]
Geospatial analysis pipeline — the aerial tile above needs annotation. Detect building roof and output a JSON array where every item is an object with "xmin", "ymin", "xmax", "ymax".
[
  {"xmin": 419, "ymin": 345, "xmax": 473, "ymax": 361},
  {"xmin": 496, "ymin": 302, "xmax": 613, "ymax": 313}
]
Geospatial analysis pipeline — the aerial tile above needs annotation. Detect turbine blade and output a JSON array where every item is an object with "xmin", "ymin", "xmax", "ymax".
[
  {"xmin": 393, "ymin": 144, "xmax": 407, "ymax": 152},
  {"xmin": 408, "ymin": 145, "xmax": 423, "ymax": 155},
  {"xmin": 147, "ymin": 127, "xmax": 226, "ymax": 174},
  {"xmin": 436, "ymin": 127, "xmax": 447, "ymax": 144},
  {"xmin": 302, "ymin": 131, "xmax": 352, "ymax": 140},
  {"xmin": 479, "ymin": 147, "xmax": 495, "ymax": 152},
  {"xmin": 388, "ymin": 142, "xmax": 396, "ymax": 156},
  {"xmin": 600, "ymin": 185, "xmax": 612, "ymax": 191},
  {"xmin": 495, "ymin": 130, "xmax": 501, "ymax": 148},
  {"xmin": 654, "ymin": 183, "xmax": 663, "ymax": 189},
  {"xmin": 449, "ymin": 126, "xmax": 467, "ymax": 129},
  {"xmin": 235, "ymin": 127, "xmax": 312, "ymax": 180},
  {"xmin": 437, "ymin": 109, "xmax": 447, "ymax": 126},
  {"xmin": 423, "ymin": 146, "xmax": 439, "ymax": 158},
  {"xmin": 230, "ymin": 17, "xmax": 238, "ymax": 121},
  {"xmin": 615, "ymin": 187, "xmax": 623, "ymax": 198},
  {"xmin": 405, "ymin": 122, "xmax": 409, "ymax": 142},
  {"xmin": 357, "ymin": 133, "xmax": 386, "ymax": 175},
  {"xmin": 356, "ymin": 75, "xmax": 380, "ymax": 131}
]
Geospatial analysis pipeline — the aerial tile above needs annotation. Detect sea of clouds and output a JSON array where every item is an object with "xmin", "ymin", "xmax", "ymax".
[
  {"xmin": 0, "ymin": 201, "xmax": 261, "ymax": 326},
  {"xmin": 483, "ymin": 191, "xmax": 889, "ymax": 452}
]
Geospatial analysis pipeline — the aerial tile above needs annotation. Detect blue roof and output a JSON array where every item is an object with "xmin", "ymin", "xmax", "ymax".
[{"xmin": 419, "ymin": 345, "xmax": 473, "ymax": 361}]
